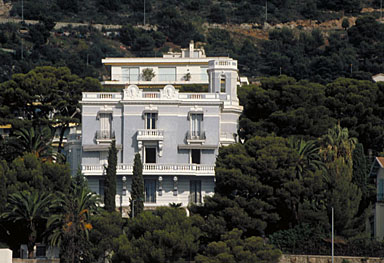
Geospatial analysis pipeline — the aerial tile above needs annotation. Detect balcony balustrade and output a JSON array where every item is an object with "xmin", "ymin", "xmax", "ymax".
[
  {"xmin": 186, "ymin": 130, "xmax": 206, "ymax": 143},
  {"xmin": 81, "ymin": 163, "xmax": 215, "ymax": 176},
  {"xmin": 95, "ymin": 130, "xmax": 115, "ymax": 142},
  {"xmin": 137, "ymin": 129, "xmax": 164, "ymax": 141}
]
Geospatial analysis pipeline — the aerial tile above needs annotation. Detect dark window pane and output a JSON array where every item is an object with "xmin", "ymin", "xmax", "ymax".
[
  {"xmin": 145, "ymin": 147, "xmax": 156, "ymax": 163},
  {"xmin": 192, "ymin": 149, "xmax": 201, "ymax": 164}
]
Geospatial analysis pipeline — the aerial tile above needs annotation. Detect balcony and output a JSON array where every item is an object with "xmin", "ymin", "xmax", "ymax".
[
  {"xmin": 186, "ymin": 131, "xmax": 206, "ymax": 144},
  {"xmin": 95, "ymin": 130, "xmax": 115, "ymax": 144},
  {"xmin": 81, "ymin": 163, "xmax": 215, "ymax": 176},
  {"xmin": 137, "ymin": 129, "xmax": 164, "ymax": 141}
]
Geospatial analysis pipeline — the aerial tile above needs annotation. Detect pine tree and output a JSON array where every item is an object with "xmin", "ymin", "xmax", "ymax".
[
  {"xmin": 131, "ymin": 153, "xmax": 144, "ymax": 216},
  {"xmin": 104, "ymin": 140, "xmax": 117, "ymax": 212}
]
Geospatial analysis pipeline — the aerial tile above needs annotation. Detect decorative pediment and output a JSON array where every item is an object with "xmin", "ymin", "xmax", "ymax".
[
  {"xmin": 123, "ymin": 85, "xmax": 141, "ymax": 99},
  {"xmin": 161, "ymin": 85, "xmax": 178, "ymax": 99}
]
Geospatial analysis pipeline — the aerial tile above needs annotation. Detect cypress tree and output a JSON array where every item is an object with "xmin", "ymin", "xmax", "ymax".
[
  {"xmin": 131, "ymin": 153, "xmax": 144, "ymax": 216},
  {"xmin": 104, "ymin": 140, "xmax": 117, "ymax": 212}
]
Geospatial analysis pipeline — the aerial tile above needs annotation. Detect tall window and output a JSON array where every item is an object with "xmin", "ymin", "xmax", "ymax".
[
  {"xmin": 145, "ymin": 179, "xmax": 156, "ymax": 203},
  {"xmin": 191, "ymin": 149, "xmax": 201, "ymax": 164},
  {"xmin": 159, "ymin": 67, "xmax": 176, "ymax": 82},
  {"xmin": 191, "ymin": 114, "xmax": 203, "ymax": 139},
  {"xmin": 220, "ymin": 76, "xmax": 226, "ymax": 92},
  {"xmin": 99, "ymin": 113, "xmax": 111, "ymax": 139},
  {"xmin": 121, "ymin": 67, "xmax": 139, "ymax": 82},
  {"xmin": 145, "ymin": 146, "xmax": 156, "ymax": 163},
  {"xmin": 190, "ymin": 180, "xmax": 201, "ymax": 204},
  {"xmin": 145, "ymin": 113, "xmax": 157, "ymax": 129}
]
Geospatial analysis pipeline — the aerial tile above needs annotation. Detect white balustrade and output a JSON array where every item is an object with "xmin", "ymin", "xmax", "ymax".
[
  {"xmin": 137, "ymin": 129, "xmax": 164, "ymax": 137},
  {"xmin": 81, "ymin": 163, "xmax": 215, "ymax": 176}
]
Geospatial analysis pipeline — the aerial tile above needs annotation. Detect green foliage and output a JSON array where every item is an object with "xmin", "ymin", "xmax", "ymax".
[
  {"xmin": 269, "ymin": 224, "xmax": 325, "ymax": 255},
  {"xmin": 46, "ymin": 174, "xmax": 100, "ymax": 263},
  {"xmin": 141, "ymin": 68, "xmax": 156, "ymax": 81},
  {"xmin": 1, "ymin": 190, "xmax": 53, "ymax": 258},
  {"xmin": 104, "ymin": 140, "xmax": 117, "ymax": 212},
  {"xmin": 196, "ymin": 228, "xmax": 281, "ymax": 263},
  {"xmin": 114, "ymin": 207, "xmax": 202, "ymax": 263},
  {"xmin": 131, "ymin": 153, "xmax": 144, "ymax": 216},
  {"xmin": 5, "ymin": 153, "xmax": 71, "ymax": 194},
  {"xmin": 194, "ymin": 135, "xmax": 326, "ymax": 240},
  {"xmin": 89, "ymin": 211, "xmax": 125, "ymax": 262}
]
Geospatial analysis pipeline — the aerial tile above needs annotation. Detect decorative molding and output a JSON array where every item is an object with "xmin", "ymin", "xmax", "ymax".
[
  {"xmin": 124, "ymin": 85, "xmax": 141, "ymax": 99},
  {"xmin": 161, "ymin": 85, "xmax": 178, "ymax": 99}
]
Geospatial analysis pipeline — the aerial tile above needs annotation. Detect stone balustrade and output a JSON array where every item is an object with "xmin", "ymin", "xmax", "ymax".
[{"xmin": 81, "ymin": 163, "xmax": 215, "ymax": 176}]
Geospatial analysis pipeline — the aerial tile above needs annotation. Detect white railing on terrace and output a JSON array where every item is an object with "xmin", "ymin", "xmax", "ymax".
[
  {"xmin": 81, "ymin": 163, "xmax": 215, "ymax": 175},
  {"xmin": 83, "ymin": 93, "xmax": 123, "ymax": 100},
  {"xmin": 83, "ymin": 91, "xmax": 225, "ymax": 101},
  {"xmin": 137, "ymin": 129, "xmax": 164, "ymax": 137}
]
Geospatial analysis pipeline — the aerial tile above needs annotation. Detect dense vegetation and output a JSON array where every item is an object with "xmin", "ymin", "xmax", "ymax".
[
  {"xmin": 7, "ymin": 0, "xmax": 378, "ymax": 25},
  {"xmin": 0, "ymin": 0, "xmax": 384, "ymax": 261}
]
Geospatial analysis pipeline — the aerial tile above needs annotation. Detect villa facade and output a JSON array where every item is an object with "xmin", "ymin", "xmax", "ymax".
[{"xmin": 66, "ymin": 42, "xmax": 243, "ymax": 216}]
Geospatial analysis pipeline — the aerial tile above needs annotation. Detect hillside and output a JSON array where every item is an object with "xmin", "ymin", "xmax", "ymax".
[{"xmin": 1, "ymin": 0, "xmax": 384, "ymax": 84}]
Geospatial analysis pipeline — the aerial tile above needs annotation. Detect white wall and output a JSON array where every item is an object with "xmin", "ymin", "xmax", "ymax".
[{"xmin": 0, "ymin": 249, "xmax": 12, "ymax": 263}]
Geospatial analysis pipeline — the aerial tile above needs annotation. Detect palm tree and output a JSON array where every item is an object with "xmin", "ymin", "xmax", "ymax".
[
  {"xmin": 319, "ymin": 123, "xmax": 357, "ymax": 168},
  {"xmin": 47, "ymin": 176, "xmax": 100, "ymax": 263},
  {"xmin": 287, "ymin": 137, "xmax": 325, "ymax": 179},
  {"xmin": 1, "ymin": 191, "xmax": 53, "ymax": 258},
  {"xmin": 13, "ymin": 126, "xmax": 52, "ymax": 157}
]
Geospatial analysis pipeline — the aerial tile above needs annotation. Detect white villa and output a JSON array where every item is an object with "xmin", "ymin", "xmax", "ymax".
[{"xmin": 65, "ymin": 42, "xmax": 243, "ymax": 216}]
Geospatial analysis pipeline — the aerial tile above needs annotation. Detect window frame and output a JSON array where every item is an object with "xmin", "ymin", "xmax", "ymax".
[
  {"xmin": 144, "ymin": 179, "xmax": 157, "ymax": 203},
  {"xmin": 190, "ymin": 180, "xmax": 202, "ymax": 204}
]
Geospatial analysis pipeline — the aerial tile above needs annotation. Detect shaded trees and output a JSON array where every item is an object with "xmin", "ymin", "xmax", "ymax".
[
  {"xmin": 196, "ymin": 228, "xmax": 281, "ymax": 263},
  {"xmin": 114, "ymin": 207, "xmax": 202, "ymax": 263},
  {"xmin": 1, "ymin": 191, "xmax": 53, "ymax": 258},
  {"xmin": 47, "ymin": 175, "xmax": 100, "ymax": 263}
]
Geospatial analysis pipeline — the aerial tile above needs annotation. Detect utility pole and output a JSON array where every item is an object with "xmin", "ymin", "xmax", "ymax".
[
  {"xmin": 381, "ymin": 0, "xmax": 383, "ymax": 21},
  {"xmin": 265, "ymin": 1, "xmax": 268, "ymax": 23},
  {"xmin": 332, "ymin": 207, "xmax": 335, "ymax": 263},
  {"xmin": 143, "ymin": 0, "xmax": 146, "ymax": 25}
]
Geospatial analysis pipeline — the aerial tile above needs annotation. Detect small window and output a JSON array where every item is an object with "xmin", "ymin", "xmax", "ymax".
[
  {"xmin": 145, "ymin": 179, "xmax": 156, "ymax": 203},
  {"xmin": 220, "ymin": 77, "xmax": 226, "ymax": 93},
  {"xmin": 190, "ymin": 114, "xmax": 203, "ymax": 139},
  {"xmin": 145, "ymin": 113, "xmax": 157, "ymax": 129},
  {"xmin": 145, "ymin": 147, "xmax": 156, "ymax": 163},
  {"xmin": 190, "ymin": 180, "xmax": 201, "ymax": 204},
  {"xmin": 191, "ymin": 149, "xmax": 201, "ymax": 164}
]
